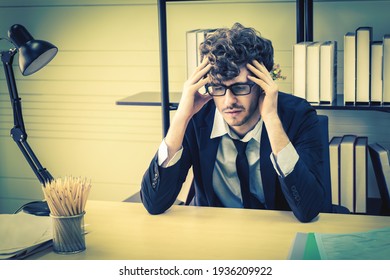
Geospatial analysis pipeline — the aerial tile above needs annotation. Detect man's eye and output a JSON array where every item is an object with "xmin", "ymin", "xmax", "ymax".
[
  {"xmin": 212, "ymin": 86, "xmax": 224, "ymax": 91},
  {"xmin": 232, "ymin": 85, "xmax": 246, "ymax": 91}
]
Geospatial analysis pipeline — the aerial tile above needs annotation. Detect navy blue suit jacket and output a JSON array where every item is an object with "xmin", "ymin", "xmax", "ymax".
[{"xmin": 141, "ymin": 92, "xmax": 329, "ymax": 222}]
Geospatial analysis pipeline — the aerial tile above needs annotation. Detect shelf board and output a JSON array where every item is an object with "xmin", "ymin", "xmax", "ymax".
[
  {"xmin": 313, "ymin": 94, "xmax": 390, "ymax": 113},
  {"xmin": 117, "ymin": 92, "xmax": 390, "ymax": 112},
  {"xmin": 116, "ymin": 91, "xmax": 181, "ymax": 110}
]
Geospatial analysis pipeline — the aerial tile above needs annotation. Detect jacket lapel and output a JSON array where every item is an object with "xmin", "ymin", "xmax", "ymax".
[{"xmin": 198, "ymin": 106, "xmax": 221, "ymax": 206}]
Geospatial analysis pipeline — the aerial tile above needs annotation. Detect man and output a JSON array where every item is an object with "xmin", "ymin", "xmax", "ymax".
[{"xmin": 141, "ymin": 23, "xmax": 328, "ymax": 222}]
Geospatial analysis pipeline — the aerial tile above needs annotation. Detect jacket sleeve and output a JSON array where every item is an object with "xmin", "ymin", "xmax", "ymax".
[
  {"xmin": 140, "ymin": 151, "xmax": 191, "ymax": 215},
  {"xmin": 277, "ymin": 104, "xmax": 327, "ymax": 223}
]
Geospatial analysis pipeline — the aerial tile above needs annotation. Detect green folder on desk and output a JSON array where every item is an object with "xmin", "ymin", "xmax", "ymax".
[
  {"xmin": 288, "ymin": 232, "xmax": 321, "ymax": 260},
  {"xmin": 289, "ymin": 227, "xmax": 390, "ymax": 260}
]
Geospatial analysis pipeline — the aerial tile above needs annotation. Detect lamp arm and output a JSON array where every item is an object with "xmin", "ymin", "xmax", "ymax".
[
  {"xmin": 2, "ymin": 49, "xmax": 53, "ymax": 185},
  {"xmin": 3, "ymin": 49, "xmax": 27, "ymax": 133}
]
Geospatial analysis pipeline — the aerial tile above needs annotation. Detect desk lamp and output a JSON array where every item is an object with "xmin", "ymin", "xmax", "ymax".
[{"xmin": 1, "ymin": 24, "xmax": 58, "ymax": 215}]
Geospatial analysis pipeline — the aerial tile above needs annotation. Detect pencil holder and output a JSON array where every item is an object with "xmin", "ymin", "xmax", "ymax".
[{"xmin": 51, "ymin": 211, "xmax": 86, "ymax": 254}]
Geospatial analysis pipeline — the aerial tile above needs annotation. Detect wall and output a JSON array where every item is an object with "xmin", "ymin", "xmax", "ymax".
[
  {"xmin": 0, "ymin": 0, "xmax": 164, "ymax": 213},
  {"xmin": 0, "ymin": 0, "xmax": 389, "ymax": 213}
]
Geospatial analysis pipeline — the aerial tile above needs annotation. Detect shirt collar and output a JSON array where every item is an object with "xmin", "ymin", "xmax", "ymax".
[{"xmin": 210, "ymin": 109, "xmax": 262, "ymax": 143}]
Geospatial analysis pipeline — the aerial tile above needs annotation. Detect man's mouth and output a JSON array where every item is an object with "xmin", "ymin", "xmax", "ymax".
[
  {"xmin": 223, "ymin": 105, "xmax": 244, "ymax": 114},
  {"xmin": 224, "ymin": 109, "xmax": 243, "ymax": 117}
]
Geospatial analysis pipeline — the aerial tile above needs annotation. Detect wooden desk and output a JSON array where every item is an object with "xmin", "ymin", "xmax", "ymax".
[{"xmin": 29, "ymin": 200, "xmax": 390, "ymax": 260}]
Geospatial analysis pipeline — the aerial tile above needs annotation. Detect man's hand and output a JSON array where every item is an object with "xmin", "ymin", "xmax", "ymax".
[
  {"xmin": 246, "ymin": 60, "xmax": 279, "ymax": 122},
  {"xmin": 162, "ymin": 59, "xmax": 212, "ymax": 166},
  {"xmin": 247, "ymin": 60, "xmax": 289, "ymax": 155},
  {"xmin": 176, "ymin": 59, "xmax": 213, "ymax": 121}
]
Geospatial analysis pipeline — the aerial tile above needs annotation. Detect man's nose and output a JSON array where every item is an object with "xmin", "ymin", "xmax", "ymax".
[{"xmin": 224, "ymin": 89, "xmax": 237, "ymax": 106}]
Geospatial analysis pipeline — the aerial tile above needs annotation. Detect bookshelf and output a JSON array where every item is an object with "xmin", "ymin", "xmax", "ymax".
[{"xmin": 116, "ymin": 0, "xmax": 390, "ymax": 136}]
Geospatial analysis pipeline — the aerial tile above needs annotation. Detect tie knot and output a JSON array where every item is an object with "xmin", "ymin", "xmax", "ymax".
[{"xmin": 233, "ymin": 139, "xmax": 248, "ymax": 155}]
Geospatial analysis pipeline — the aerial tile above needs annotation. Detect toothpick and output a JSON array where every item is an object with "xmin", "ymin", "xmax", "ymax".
[{"xmin": 42, "ymin": 176, "xmax": 92, "ymax": 216}]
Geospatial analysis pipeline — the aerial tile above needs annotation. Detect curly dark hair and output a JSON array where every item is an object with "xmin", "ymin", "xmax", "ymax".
[{"xmin": 199, "ymin": 22, "xmax": 274, "ymax": 83}]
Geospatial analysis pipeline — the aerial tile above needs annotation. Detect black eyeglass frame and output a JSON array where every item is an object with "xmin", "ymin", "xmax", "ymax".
[{"xmin": 205, "ymin": 82, "xmax": 257, "ymax": 96}]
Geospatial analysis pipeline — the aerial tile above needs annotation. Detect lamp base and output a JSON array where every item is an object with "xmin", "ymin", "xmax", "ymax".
[{"xmin": 22, "ymin": 200, "xmax": 50, "ymax": 216}]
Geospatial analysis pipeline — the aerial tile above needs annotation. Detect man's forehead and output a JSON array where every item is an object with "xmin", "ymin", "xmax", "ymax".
[{"xmin": 214, "ymin": 66, "xmax": 249, "ymax": 85}]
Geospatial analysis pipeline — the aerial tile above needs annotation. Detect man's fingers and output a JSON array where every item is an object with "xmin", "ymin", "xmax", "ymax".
[
  {"xmin": 247, "ymin": 61, "xmax": 273, "ymax": 81},
  {"xmin": 247, "ymin": 75, "xmax": 266, "ymax": 92},
  {"xmin": 190, "ymin": 63, "xmax": 212, "ymax": 84}
]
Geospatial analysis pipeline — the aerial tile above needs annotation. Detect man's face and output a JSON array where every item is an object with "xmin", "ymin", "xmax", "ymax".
[{"xmin": 211, "ymin": 67, "xmax": 262, "ymax": 137}]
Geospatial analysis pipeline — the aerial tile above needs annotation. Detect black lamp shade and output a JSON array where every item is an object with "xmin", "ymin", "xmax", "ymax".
[{"xmin": 8, "ymin": 24, "xmax": 58, "ymax": 76}]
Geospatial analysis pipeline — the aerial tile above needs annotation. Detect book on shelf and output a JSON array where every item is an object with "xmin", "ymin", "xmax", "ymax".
[
  {"xmin": 370, "ymin": 41, "xmax": 383, "ymax": 104},
  {"xmin": 329, "ymin": 136, "xmax": 342, "ymax": 206},
  {"xmin": 186, "ymin": 29, "xmax": 200, "ymax": 79},
  {"xmin": 196, "ymin": 29, "xmax": 214, "ymax": 65},
  {"xmin": 355, "ymin": 26, "xmax": 373, "ymax": 104},
  {"xmin": 320, "ymin": 41, "xmax": 337, "ymax": 104},
  {"xmin": 383, "ymin": 34, "xmax": 390, "ymax": 104},
  {"xmin": 368, "ymin": 142, "xmax": 390, "ymax": 208},
  {"xmin": 186, "ymin": 28, "xmax": 215, "ymax": 79},
  {"xmin": 293, "ymin": 41, "xmax": 315, "ymax": 99},
  {"xmin": 344, "ymin": 32, "xmax": 356, "ymax": 105},
  {"xmin": 306, "ymin": 41, "xmax": 322, "ymax": 104},
  {"xmin": 339, "ymin": 134, "xmax": 357, "ymax": 212},
  {"xmin": 354, "ymin": 136, "xmax": 368, "ymax": 213}
]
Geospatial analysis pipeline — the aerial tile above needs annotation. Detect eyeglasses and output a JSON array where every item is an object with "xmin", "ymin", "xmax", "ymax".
[{"xmin": 206, "ymin": 82, "xmax": 256, "ymax": 96}]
